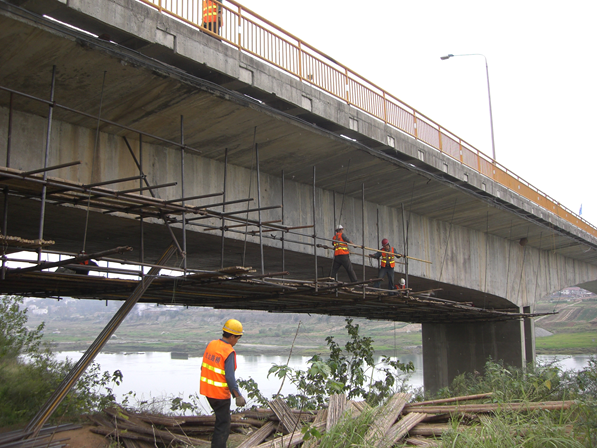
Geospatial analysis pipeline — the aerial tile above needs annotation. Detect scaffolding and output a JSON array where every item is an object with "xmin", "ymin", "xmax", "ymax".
[{"xmin": 0, "ymin": 66, "xmax": 551, "ymax": 436}]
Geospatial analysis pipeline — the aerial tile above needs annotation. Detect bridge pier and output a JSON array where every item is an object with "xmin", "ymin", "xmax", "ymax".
[{"xmin": 422, "ymin": 313, "xmax": 535, "ymax": 394}]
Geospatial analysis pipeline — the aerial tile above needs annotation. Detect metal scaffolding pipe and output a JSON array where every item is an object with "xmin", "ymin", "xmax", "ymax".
[
  {"xmin": 180, "ymin": 115, "xmax": 187, "ymax": 272},
  {"xmin": 256, "ymin": 142, "xmax": 264, "ymax": 275},
  {"xmin": 221, "ymin": 148, "xmax": 228, "ymax": 269},
  {"xmin": 313, "ymin": 166, "xmax": 318, "ymax": 292},
  {"xmin": 25, "ymin": 244, "xmax": 177, "ymax": 436},
  {"xmin": 37, "ymin": 66, "xmax": 56, "ymax": 262}
]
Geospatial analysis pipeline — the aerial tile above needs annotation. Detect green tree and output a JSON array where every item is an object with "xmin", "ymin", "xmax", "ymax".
[
  {"xmin": 240, "ymin": 318, "xmax": 414, "ymax": 409},
  {"xmin": 0, "ymin": 295, "xmax": 122, "ymax": 427}
]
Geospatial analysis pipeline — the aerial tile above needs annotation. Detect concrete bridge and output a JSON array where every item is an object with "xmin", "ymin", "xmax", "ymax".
[{"xmin": 1, "ymin": 0, "xmax": 597, "ymax": 397}]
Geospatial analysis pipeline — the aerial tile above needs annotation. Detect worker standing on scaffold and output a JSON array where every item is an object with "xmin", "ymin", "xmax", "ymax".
[
  {"xmin": 369, "ymin": 238, "xmax": 401, "ymax": 290},
  {"xmin": 202, "ymin": 0, "xmax": 223, "ymax": 35},
  {"xmin": 331, "ymin": 225, "xmax": 358, "ymax": 283}
]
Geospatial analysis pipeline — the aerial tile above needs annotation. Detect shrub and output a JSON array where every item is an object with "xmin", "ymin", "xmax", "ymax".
[{"xmin": 0, "ymin": 295, "xmax": 122, "ymax": 427}]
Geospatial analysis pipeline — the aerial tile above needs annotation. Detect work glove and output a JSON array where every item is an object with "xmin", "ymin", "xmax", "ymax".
[{"xmin": 235, "ymin": 395, "xmax": 246, "ymax": 407}]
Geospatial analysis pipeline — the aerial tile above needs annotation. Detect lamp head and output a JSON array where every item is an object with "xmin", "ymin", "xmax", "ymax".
[{"xmin": 440, "ymin": 54, "xmax": 454, "ymax": 60}]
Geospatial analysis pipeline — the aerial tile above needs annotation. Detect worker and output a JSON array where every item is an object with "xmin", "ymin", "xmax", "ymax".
[
  {"xmin": 397, "ymin": 278, "xmax": 406, "ymax": 289},
  {"xmin": 331, "ymin": 225, "xmax": 358, "ymax": 283},
  {"xmin": 200, "ymin": 319, "xmax": 246, "ymax": 448},
  {"xmin": 71, "ymin": 250, "xmax": 99, "ymax": 275},
  {"xmin": 369, "ymin": 238, "xmax": 401, "ymax": 290},
  {"xmin": 202, "ymin": 0, "xmax": 223, "ymax": 35}
]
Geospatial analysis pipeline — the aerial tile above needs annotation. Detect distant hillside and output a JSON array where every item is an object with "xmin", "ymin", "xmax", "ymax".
[
  {"xmin": 23, "ymin": 297, "xmax": 422, "ymax": 357},
  {"xmin": 21, "ymin": 285, "xmax": 597, "ymax": 356}
]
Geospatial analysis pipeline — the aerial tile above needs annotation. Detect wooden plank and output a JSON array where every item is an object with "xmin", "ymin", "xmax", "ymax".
[
  {"xmin": 404, "ymin": 436, "xmax": 440, "ymax": 447},
  {"xmin": 408, "ymin": 423, "xmax": 452, "ymax": 437},
  {"xmin": 236, "ymin": 421, "xmax": 276, "ymax": 448},
  {"xmin": 404, "ymin": 400, "xmax": 574, "ymax": 414},
  {"xmin": 326, "ymin": 393, "xmax": 347, "ymax": 430},
  {"xmin": 363, "ymin": 393, "xmax": 411, "ymax": 446},
  {"xmin": 404, "ymin": 393, "xmax": 493, "ymax": 407},
  {"xmin": 269, "ymin": 398, "xmax": 300, "ymax": 433},
  {"xmin": 254, "ymin": 422, "xmax": 325, "ymax": 448},
  {"xmin": 302, "ymin": 409, "xmax": 327, "ymax": 448},
  {"xmin": 381, "ymin": 412, "xmax": 427, "ymax": 447}
]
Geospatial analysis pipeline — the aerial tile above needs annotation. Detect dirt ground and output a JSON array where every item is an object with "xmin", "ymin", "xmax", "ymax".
[{"xmin": 55, "ymin": 426, "xmax": 111, "ymax": 448}]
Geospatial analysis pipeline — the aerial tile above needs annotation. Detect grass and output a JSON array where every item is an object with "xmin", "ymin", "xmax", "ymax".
[{"xmin": 536, "ymin": 332, "xmax": 597, "ymax": 353}]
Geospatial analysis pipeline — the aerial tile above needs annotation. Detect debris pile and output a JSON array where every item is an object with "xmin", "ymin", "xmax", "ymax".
[{"xmin": 86, "ymin": 393, "xmax": 574, "ymax": 447}]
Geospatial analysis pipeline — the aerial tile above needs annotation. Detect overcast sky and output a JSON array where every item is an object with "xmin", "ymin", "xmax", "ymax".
[{"xmin": 238, "ymin": 0, "xmax": 597, "ymax": 226}]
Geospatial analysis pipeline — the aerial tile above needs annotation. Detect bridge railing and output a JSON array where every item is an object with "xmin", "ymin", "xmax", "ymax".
[{"xmin": 138, "ymin": 0, "xmax": 597, "ymax": 238}]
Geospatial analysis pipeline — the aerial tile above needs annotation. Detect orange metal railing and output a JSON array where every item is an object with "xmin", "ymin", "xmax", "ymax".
[{"xmin": 138, "ymin": 0, "xmax": 597, "ymax": 239}]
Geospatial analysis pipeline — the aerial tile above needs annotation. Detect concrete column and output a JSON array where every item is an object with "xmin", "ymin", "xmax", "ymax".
[
  {"xmin": 523, "ymin": 306, "xmax": 536, "ymax": 364},
  {"xmin": 422, "ymin": 319, "xmax": 524, "ymax": 395}
]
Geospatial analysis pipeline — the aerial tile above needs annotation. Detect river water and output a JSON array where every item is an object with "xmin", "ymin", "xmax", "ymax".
[{"xmin": 55, "ymin": 351, "xmax": 594, "ymax": 413}]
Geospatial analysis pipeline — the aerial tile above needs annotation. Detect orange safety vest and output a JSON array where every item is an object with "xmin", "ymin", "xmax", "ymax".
[
  {"xmin": 202, "ymin": 0, "xmax": 218, "ymax": 23},
  {"xmin": 333, "ymin": 233, "xmax": 350, "ymax": 256},
  {"xmin": 200, "ymin": 339, "xmax": 236, "ymax": 399},
  {"xmin": 380, "ymin": 247, "xmax": 395, "ymax": 268}
]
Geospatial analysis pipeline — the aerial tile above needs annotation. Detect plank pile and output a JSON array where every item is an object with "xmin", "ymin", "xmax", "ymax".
[{"xmin": 87, "ymin": 393, "xmax": 575, "ymax": 447}]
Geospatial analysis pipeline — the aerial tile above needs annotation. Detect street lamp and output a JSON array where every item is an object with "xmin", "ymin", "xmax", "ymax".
[{"xmin": 440, "ymin": 53, "xmax": 496, "ymax": 161}]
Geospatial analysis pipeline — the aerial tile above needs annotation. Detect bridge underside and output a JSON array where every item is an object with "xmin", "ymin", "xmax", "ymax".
[{"xmin": 0, "ymin": 168, "xmax": 541, "ymax": 323}]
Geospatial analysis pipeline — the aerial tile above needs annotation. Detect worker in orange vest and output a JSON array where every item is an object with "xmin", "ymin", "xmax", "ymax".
[
  {"xmin": 200, "ymin": 319, "xmax": 246, "ymax": 448},
  {"xmin": 202, "ymin": 0, "xmax": 222, "ymax": 35},
  {"xmin": 369, "ymin": 238, "xmax": 401, "ymax": 290},
  {"xmin": 331, "ymin": 225, "xmax": 358, "ymax": 283}
]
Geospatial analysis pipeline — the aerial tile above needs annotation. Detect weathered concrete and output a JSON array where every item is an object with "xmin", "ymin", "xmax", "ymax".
[{"xmin": 1, "ymin": 0, "xmax": 597, "ymax": 392}]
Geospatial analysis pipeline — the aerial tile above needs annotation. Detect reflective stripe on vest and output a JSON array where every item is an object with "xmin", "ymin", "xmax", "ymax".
[
  {"xmin": 203, "ymin": 1, "xmax": 218, "ymax": 22},
  {"xmin": 333, "ymin": 233, "xmax": 350, "ymax": 256},
  {"xmin": 380, "ymin": 247, "xmax": 395, "ymax": 268}
]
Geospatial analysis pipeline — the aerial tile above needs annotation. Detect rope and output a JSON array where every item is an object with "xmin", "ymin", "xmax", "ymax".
[{"xmin": 83, "ymin": 71, "xmax": 107, "ymax": 252}]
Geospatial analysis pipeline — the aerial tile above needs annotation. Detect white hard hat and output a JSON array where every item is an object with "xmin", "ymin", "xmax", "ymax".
[
  {"xmin": 336, "ymin": 224, "xmax": 344, "ymax": 230},
  {"xmin": 400, "ymin": 278, "xmax": 406, "ymax": 285}
]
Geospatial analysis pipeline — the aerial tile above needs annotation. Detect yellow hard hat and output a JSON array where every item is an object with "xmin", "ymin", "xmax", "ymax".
[{"xmin": 222, "ymin": 319, "xmax": 243, "ymax": 335}]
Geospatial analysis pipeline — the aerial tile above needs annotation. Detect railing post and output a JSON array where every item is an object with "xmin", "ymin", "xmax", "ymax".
[
  {"xmin": 413, "ymin": 111, "xmax": 418, "ymax": 140},
  {"xmin": 298, "ymin": 41, "xmax": 303, "ymax": 80},
  {"xmin": 345, "ymin": 68, "xmax": 350, "ymax": 104},
  {"xmin": 438, "ymin": 126, "xmax": 443, "ymax": 152},
  {"xmin": 237, "ymin": 5, "xmax": 242, "ymax": 51},
  {"xmin": 382, "ymin": 92, "xmax": 387, "ymax": 124}
]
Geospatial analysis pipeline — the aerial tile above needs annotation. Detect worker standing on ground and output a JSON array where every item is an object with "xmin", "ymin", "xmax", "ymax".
[
  {"xmin": 331, "ymin": 225, "xmax": 358, "ymax": 283},
  {"xmin": 369, "ymin": 238, "xmax": 401, "ymax": 290},
  {"xmin": 200, "ymin": 319, "xmax": 246, "ymax": 448}
]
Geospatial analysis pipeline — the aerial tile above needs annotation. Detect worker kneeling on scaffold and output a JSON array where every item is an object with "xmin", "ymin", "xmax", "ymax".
[{"xmin": 369, "ymin": 238, "xmax": 402, "ymax": 290}]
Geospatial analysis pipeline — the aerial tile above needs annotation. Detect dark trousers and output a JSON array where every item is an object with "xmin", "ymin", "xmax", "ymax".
[
  {"xmin": 331, "ymin": 254, "xmax": 358, "ymax": 283},
  {"xmin": 207, "ymin": 397, "xmax": 231, "ymax": 448},
  {"xmin": 374, "ymin": 266, "xmax": 395, "ymax": 290}
]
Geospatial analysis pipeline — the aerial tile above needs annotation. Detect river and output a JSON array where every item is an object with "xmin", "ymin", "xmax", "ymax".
[{"xmin": 55, "ymin": 351, "xmax": 594, "ymax": 413}]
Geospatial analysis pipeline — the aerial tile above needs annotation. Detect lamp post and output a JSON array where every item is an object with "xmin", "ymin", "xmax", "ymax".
[{"xmin": 440, "ymin": 53, "xmax": 496, "ymax": 161}]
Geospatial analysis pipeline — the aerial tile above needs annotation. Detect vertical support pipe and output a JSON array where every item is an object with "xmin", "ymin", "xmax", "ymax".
[
  {"xmin": 139, "ymin": 134, "xmax": 145, "ymax": 271},
  {"xmin": 2, "ymin": 93, "xmax": 14, "ymax": 279},
  {"xmin": 37, "ymin": 66, "xmax": 56, "ymax": 262},
  {"xmin": 25, "ymin": 245, "xmax": 177, "ymax": 436},
  {"xmin": 362, "ymin": 183, "xmax": 366, "ymax": 299},
  {"xmin": 331, "ymin": 191, "xmax": 336, "ymax": 282},
  {"xmin": 180, "ymin": 116, "xmax": 187, "ymax": 272},
  {"xmin": 221, "ymin": 148, "xmax": 228, "ymax": 269},
  {"xmin": 281, "ymin": 170, "xmax": 285, "ymax": 275},
  {"xmin": 312, "ymin": 166, "xmax": 318, "ymax": 292},
  {"xmin": 256, "ymin": 143, "xmax": 264, "ymax": 274},
  {"xmin": 402, "ymin": 203, "xmax": 408, "ymax": 289}
]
